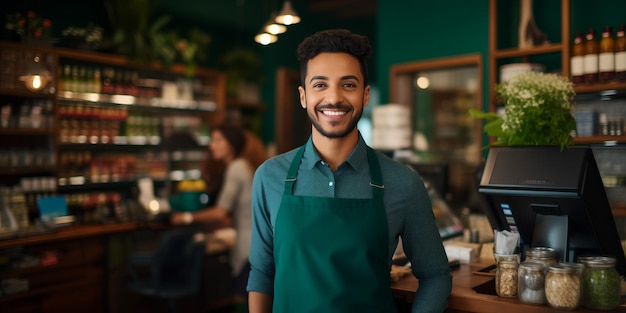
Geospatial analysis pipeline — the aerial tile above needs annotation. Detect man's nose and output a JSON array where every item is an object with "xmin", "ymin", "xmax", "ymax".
[{"xmin": 325, "ymin": 86, "xmax": 344, "ymax": 104}]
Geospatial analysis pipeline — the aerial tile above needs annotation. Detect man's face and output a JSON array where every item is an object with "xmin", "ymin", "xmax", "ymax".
[{"xmin": 298, "ymin": 52, "xmax": 370, "ymax": 139}]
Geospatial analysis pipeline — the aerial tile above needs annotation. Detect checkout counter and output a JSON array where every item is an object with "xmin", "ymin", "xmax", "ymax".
[{"xmin": 391, "ymin": 257, "xmax": 626, "ymax": 313}]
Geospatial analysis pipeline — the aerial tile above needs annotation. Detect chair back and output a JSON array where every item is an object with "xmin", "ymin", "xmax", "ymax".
[{"xmin": 152, "ymin": 228, "xmax": 204, "ymax": 291}]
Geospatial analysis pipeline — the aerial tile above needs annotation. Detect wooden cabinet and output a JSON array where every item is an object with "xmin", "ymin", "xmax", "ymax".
[
  {"xmin": 488, "ymin": 0, "xmax": 626, "ymax": 215},
  {"xmin": 0, "ymin": 40, "xmax": 227, "ymax": 225},
  {"xmin": 0, "ymin": 223, "xmax": 137, "ymax": 313},
  {"xmin": 0, "ymin": 238, "xmax": 104, "ymax": 313}
]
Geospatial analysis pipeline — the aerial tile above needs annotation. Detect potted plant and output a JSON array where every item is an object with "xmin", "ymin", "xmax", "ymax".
[
  {"xmin": 470, "ymin": 71, "xmax": 577, "ymax": 150},
  {"xmin": 218, "ymin": 47, "xmax": 263, "ymax": 100},
  {"xmin": 104, "ymin": 0, "xmax": 170, "ymax": 61},
  {"xmin": 61, "ymin": 23, "xmax": 104, "ymax": 50},
  {"xmin": 4, "ymin": 11, "xmax": 54, "ymax": 44}
]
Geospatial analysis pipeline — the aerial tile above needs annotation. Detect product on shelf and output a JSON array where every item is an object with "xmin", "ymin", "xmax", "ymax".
[
  {"xmin": 571, "ymin": 31, "xmax": 585, "ymax": 85},
  {"xmin": 615, "ymin": 24, "xmax": 626, "ymax": 81},
  {"xmin": 583, "ymin": 28, "xmax": 599, "ymax": 84},
  {"xmin": 599, "ymin": 25, "xmax": 616, "ymax": 82}
]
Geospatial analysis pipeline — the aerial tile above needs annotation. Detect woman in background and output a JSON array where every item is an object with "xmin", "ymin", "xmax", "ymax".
[{"xmin": 171, "ymin": 124, "xmax": 266, "ymax": 312}]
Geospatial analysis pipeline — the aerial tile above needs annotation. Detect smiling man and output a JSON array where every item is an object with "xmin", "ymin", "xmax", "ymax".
[{"xmin": 247, "ymin": 29, "xmax": 452, "ymax": 313}]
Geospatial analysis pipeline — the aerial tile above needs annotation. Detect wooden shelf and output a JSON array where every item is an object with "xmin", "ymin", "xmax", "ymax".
[
  {"xmin": 0, "ymin": 128, "xmax": 55, "ymax": 135},
  {"xmin": 58, "ymin": 91, "xmax": 218, "ymax": 112},
  {"xmin": 492, "ymin": 44, "xmax": 564, "ymax": 59},
  {"xmin": 0, "ymin": 166, "xmax": 56, "ymax": 175},
  {"xmin": 574, "ymin": 81, "xmax": 626, "ymax": 94},
  {"xmin": 574, "ymin": 136, "xmax": 626, "ymax": 145},
  {"xmin": 0, "ymin": 223, "xmax": 136, "ymax": 249},
  {"xmin": 0, "ymin": 88, "xmax": 56, "ymax": 99}
]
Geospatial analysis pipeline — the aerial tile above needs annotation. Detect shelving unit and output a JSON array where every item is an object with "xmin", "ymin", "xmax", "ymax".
[
  {"xmin": 488, "ymin": 0, "xmax": 626, "ymax": 215},
  {"xmin": 0, "ymin": 40, "xmax": 227, "ymax": 224},
  {"xmin": 0, "ymin": 39, "xmax": 231, "ymax": 311}
]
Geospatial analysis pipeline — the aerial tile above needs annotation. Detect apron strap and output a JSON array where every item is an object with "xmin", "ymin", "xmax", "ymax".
[
  {"xmin": 366, "ymin": 146, "xmax": 384, "ymax": 199},
  {"xmin": 283, "ymin": 145, "xmax": 306, "ymax": 195},
  {"xmin": 283, "ymin": 145, "xmax": 384, "ymax": 199}
]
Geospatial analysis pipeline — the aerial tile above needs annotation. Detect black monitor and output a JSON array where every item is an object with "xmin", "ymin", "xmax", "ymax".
[
  {"xmin": 478, "ymin": 146, "xmax": 626, "ymax": 277},
  {"xmin": 405, "ymin": 162, "xmax": 449, "ymax": 199}
]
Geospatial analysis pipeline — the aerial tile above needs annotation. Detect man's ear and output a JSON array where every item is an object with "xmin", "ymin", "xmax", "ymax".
[{"xmin": 298, "ymin": 86, "xmax": 306, "ymax": 109}]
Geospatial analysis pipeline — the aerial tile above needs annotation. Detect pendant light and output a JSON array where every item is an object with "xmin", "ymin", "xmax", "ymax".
[
  {"xmin": 254, "ymin": 32, "xmax": 278, "ymax": 45},
  {"xmin": 19, "ymin": 55, "xmax": 51, "ymax": 92},
  {"xmin": 274, "ymin": 0, "xmax": 300, "ymax": 26},
  {"xmin": 263, "ymin": 13, "xmax": 287, "ymax": 35}
]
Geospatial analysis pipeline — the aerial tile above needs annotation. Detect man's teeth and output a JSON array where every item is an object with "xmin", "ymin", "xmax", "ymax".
[{"xmin": 323, "ymin": 111, "xmax": 346, "ymax": 116}]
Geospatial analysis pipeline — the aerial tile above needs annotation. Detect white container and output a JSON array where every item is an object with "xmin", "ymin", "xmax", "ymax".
[{"xmin": 500, "ymin": 63, "xmax": 545, "ymax": 83}]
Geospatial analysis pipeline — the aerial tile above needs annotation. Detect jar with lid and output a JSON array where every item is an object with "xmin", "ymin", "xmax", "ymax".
[
  {"xmin": 525, "ymin": 246, "xmax": 557, "ymax": 267},
  {"xmin": 518, "ymin": 261, "xmax": 547, "ymax": 305},
  {"xmin": 581, "ymin": 256, "xmax": 621, "ymax": 310},
  {"xmin": 545, "ymin": 264, "xmax": 582, "ymax": 310},
  {"xmin": 496, "ymin": 260, "xmax": 518, "ymax": 298},
  {"xmin": 558, "ymin": 261, "xmax": 584, "ymax": 276}
]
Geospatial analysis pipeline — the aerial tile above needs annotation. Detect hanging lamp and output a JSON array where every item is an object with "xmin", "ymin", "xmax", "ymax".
[
  {"xmin": 264, "ymin": 13, "xmax": 287, "ymax": 35},
  {"xmin": 254, "ymin": 31, "xmax": 278, "ymax": 45},
  {"xmin": 274, "ymin": 0, "xmax": 300, "ymax": 25}
]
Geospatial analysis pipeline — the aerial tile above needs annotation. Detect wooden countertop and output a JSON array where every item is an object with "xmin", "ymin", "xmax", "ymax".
[
  {"xmin": 391, "ymin": 261, "xmax": 626, "ymax": 313},
  {"xmin": 0, "ymin": 223, "xmax": 137, "ymax": 249}
]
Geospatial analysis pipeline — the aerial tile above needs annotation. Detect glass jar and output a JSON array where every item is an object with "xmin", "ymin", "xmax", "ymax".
[
  {"xmin": 559, "ymin": 261, "xmax": 585, "ymax": 276},
  {"xmin": 545, "ymin": 264, "xmax": 582, "ymax": 310},
  {"xmin": 518, "ymin": 261, "xmax": 547, "ymax": 304},
  {"xmin": 581, "ymin": 256, "xmax": 621, "ymax": 310},
  {"xmin": 496, "ymin": 260, "xmax": 518, "ymax": 298},
  {"xmin": 494, "ymin": 253, "xmax": 520, "ymax": 264},
  {"xmin": 525, "ymin": 246, "xmax": 557, "ymax": 267}
]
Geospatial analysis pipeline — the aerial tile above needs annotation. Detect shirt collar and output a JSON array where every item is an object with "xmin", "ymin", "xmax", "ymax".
[{"xmin": 302, "ymin": 133, "xmax": 369, "ymax": 171}]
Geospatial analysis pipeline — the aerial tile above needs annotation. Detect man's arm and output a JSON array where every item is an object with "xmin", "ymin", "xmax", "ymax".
[
  {"xmin": 249, "ymin": 291, "xmax": 272, "ymax": 313},
  {"xmin": 400, "ymin": 173, "xmax": 452, "ymax": 312}
]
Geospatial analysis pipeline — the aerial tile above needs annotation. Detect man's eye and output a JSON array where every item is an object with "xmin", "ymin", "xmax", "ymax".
[
  {"xmin": 312, "ymin": 83, "xmax": 326, "ymax": 88},
  {"xmin": 343, "ymin": 82, "xmax": 357, "ymax": 88}
]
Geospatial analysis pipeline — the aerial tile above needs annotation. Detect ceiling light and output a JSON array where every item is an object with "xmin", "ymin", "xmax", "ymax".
[
  {"xmin": 264, "ymin": 13, "xmax": 287, "ymax": 35},
  {"xmin": 255, "ymin": 32, "xmax": 278, "ymax": 45},
  {"xmin": 275, "ymin": 0, "xmax": 300, "ymax": 25}
]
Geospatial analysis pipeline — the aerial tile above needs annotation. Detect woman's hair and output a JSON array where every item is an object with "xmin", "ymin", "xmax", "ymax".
[
  {"xmin": 242, "ymin": 130, "xmax": 267, "ymax": 170},
  {"xmin": 296, "ymin": 28, "xmax": 372, "ymax": 88},
  {"xmin": 213, "ymin": 124, "xmax": 247, "ymax": 158},
  {"xmin": 203, "ymin": 125, "xmax": 267, "ymax": 197}
]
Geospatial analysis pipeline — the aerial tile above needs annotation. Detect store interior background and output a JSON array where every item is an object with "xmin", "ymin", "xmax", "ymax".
[
  {"xmin": 3, "ymin": 0, "xmax": 626, "ymax": 312},
  {"xmin": 5, "ymin": 0, "xmax": 626, "ymax": 228}
]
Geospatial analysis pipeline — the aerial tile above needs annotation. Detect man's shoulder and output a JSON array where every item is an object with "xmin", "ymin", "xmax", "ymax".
[
  {"xmin": 373, "ymin": 151, "xmax": 426, "ymax": 191},
  {"xmin": 374, "ymin": 150, "xmax": 416, "ymax": 175},
  {"xmin": 257, "ymin": 147, "xmax": 300, "ymax": 176}
]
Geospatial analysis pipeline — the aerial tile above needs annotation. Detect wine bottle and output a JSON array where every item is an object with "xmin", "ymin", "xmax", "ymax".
[
  {"xmin": 571, "ymin": 32, "xmax": 585, "ymax": 84},
  {"xmin": 599, "ymin": 25, "xmax": 615, "ymax": 82},
  {"xmin": 583, "ymin": 28, "xmax": 599, "ymax": 84},
  {"xmin": 615, "ymin": 24, "xmax": 626, "ymax": 81}
]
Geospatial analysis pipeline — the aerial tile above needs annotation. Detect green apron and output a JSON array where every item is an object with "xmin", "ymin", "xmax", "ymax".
[{"xmin": 273, "ymin": 145, "xmax": 396, "ymax": 313}]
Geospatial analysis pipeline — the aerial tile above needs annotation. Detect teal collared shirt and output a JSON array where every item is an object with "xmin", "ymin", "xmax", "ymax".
[{"xmin": 248, "ymin": 134, "xmax": 452, "ymax": 313}]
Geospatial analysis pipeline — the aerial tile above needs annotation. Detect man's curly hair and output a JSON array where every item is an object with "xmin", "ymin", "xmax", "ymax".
[{"xmin": 296, "ymin": 29, "xmax": 372, "ymax": 88}]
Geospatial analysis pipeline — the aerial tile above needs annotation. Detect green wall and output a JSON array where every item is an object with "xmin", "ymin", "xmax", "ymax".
[
  {"xmin": 375, "ymin": 0, "xmax": 626, "ymax": 140},
  {"xmin": 6, "ymin": 0, "xmax": 626, "ymax": 144},
  {"xmin": 377, "ymin": 0, "xmax": 490, "ymax": 110}
]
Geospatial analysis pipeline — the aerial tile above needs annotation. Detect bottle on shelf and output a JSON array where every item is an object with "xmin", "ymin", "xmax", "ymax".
[
  {"xmin": 93, "ymin": 68, "xmax": 102, "ymax": 94},
  {"xmin": 102, "ymin": 67, "xmax": 115, "ymax": 94},
  {"xmin": 599, "ymin": 25, "xmax": 615, "ymax": 82},
  {"xmin": 60, "ymin": 64, "xmax": 72, "ymax": 92},
  {"xmin": 571, "ymin": 31, "xmax": 585, "ymax": 85},
  {"xmin": 584, "ymin": 28, "xmax": 599, "ymax": 84},
  {"xmin": 615, "ymin": 24, "xmax": 626, "ymax": 81}
]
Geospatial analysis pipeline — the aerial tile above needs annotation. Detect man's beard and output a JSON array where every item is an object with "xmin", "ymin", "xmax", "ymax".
[{"xmin": 307, "ymin": 103, "xmax": 363, "ymax": 139}]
